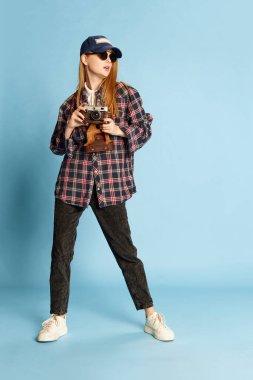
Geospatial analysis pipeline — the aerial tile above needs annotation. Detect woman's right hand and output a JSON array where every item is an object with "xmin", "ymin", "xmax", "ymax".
[{"xmin": 65, "ymin": 103, "xmax": 88, "ymax": 139}]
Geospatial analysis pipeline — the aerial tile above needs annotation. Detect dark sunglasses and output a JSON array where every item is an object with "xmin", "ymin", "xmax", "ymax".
[{"xmin": 86, "ymin": 51, "xmax": 117, "ymax": 63}]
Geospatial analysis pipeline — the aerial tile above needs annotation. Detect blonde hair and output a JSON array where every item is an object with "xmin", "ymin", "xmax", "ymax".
[{"xmin": 75, "ymin": 54, "xmax": 129, "ymax": 118}]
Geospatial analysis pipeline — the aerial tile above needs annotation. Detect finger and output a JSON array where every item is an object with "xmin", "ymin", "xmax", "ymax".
[
  {"xmin": 74, "ymin": 112, "xmax": 85, "ymax": 122},
  {"xmin": 74, "ymin": 115, "xmax": 84, "ymax": 123},
  {"xmin": 76, "ymin": 111, "xmax": 85, "ymax": 119},
  {"xmin": 78, "ymin": 105, "xmax": 87, "ymax": 111},
  {"xmin": 76, "ymin": 109, "xmax": 86, "ymax": 116}
]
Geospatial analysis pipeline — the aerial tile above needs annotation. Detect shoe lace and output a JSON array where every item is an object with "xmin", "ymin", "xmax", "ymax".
[
  {"xmin": 151, "ymin": 312, "xmax": 169, "ymax": 332},
  {"xmin": 42, "ymin": 315, "xmax": 60, "ymax": 330},
  {"xmin": 158, "ymin": 312, "xmax": 166, "ymax": 325}
]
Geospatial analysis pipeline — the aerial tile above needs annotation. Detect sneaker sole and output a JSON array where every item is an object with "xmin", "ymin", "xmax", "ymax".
[
  {"xmin": 36, "ymin": 329, "xmax": 68, "ymax": 343},
  {"xmin": 144, "ymin": 325, "xmax": 175, "ymax": 341}
]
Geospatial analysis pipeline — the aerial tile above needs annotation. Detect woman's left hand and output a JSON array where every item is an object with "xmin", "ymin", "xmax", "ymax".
[{"xmin": 101, "ymin": 118, "xmax": 121, "ymax": 136}]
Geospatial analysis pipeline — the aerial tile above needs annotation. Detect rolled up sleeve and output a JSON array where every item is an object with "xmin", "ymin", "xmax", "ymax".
[{"xmin": 119, "ymin": 87, "xmax": 153, "ymax": 154}]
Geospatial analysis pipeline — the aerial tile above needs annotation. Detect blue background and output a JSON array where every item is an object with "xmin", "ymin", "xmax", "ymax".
[{"xmin": 1, "ymin": 0, "xmax": 252, "ymax": 379}]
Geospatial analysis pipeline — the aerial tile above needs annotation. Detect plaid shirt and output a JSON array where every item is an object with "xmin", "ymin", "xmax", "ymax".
[{"xmin": 49, "ymin": 81, "xmax": 153, "ymax": 208}]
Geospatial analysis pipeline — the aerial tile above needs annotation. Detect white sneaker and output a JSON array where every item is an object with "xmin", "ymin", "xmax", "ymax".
[
  {"xmin": 36, "ymin": 314, "xmax": 68, "ymax": 342},
  {"xmin": 144, "ymin": 311, "xmax": 175, "ymax": 341}
]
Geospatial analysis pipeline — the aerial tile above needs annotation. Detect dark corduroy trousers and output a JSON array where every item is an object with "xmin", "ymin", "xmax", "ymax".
[{"xmin": 49, "ymin": 182, "xmax": 154, "ymax": 314}]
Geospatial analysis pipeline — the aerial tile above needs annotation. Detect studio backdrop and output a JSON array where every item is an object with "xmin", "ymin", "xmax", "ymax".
[{"xmin": 0, "ymin": 0, "xmax": 252, "ymax": 290}]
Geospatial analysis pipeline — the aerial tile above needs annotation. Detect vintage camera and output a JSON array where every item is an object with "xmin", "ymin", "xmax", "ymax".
[{"xmin": 81, "ymin": 105, "xmax": 112, "ymax": 125}]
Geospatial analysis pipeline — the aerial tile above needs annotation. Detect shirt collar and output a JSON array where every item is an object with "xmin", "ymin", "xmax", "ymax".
[
  {"xmin": 84, "ymin": 81, "xmax": 98, "ymax": 94},
  {"xmin": 81, "ymin": 81, "xmax": 104, "ymax": 104}
]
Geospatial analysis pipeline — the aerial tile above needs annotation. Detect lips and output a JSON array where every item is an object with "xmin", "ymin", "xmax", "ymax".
[{"xmin": 104, "ymin": 66, "xmax": 110, "ymax": 70}]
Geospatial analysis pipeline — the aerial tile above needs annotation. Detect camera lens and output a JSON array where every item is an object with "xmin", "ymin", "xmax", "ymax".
[{"xmin": 90, "ymin": 110, "xmax": 101, "ymax": 120}]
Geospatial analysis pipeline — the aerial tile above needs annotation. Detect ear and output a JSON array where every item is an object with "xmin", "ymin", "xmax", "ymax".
[{"xmin": 80, "ymin": 54, "xmax": 88, "ymax": 66}]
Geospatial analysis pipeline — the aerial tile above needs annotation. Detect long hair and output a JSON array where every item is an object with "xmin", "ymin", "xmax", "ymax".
[{"xmin": 75, "ymin": 56, "xmax": 129, "ymax": 118}]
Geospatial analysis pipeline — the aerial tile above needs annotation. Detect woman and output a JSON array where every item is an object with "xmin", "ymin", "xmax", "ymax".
[{"xmin": 36, "ymin": 35, "xmax": 175, "ymax": 343}]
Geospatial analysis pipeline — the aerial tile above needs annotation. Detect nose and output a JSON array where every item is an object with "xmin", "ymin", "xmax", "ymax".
[{"xmin": 105, "ymin": 52, "xmax": 112, "ymax": 63}]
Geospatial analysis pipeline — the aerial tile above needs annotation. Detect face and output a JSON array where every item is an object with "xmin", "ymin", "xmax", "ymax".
[{"xmin": 81, "ymin": 49, "xmax": 115, "ymax": 79}]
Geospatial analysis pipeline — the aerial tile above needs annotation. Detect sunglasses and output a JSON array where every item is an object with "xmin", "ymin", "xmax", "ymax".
[{"xmin": 86, "ymin": 51, "xmax": 117, "ymax": 63}]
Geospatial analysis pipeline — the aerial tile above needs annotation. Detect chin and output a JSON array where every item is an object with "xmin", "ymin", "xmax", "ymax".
[{"xmin": 100, "ymin": 70, "xmax": 108, "ymax": 76}]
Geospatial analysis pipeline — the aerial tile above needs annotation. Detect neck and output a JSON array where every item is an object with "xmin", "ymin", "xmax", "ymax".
[{"xmin": 85, "ymin": 75, "xmax": 105, "ymax": 91}]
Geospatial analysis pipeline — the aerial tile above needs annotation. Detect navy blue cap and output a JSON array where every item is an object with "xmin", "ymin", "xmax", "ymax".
[{"xmin": 80, "ymin": 35, "xmax": 122, "ymax": 58}]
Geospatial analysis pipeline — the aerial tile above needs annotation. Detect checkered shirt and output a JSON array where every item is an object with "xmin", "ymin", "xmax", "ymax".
[{"xmin": 49, "ymin": 81, "xmax": 153, "ymax": 208}]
